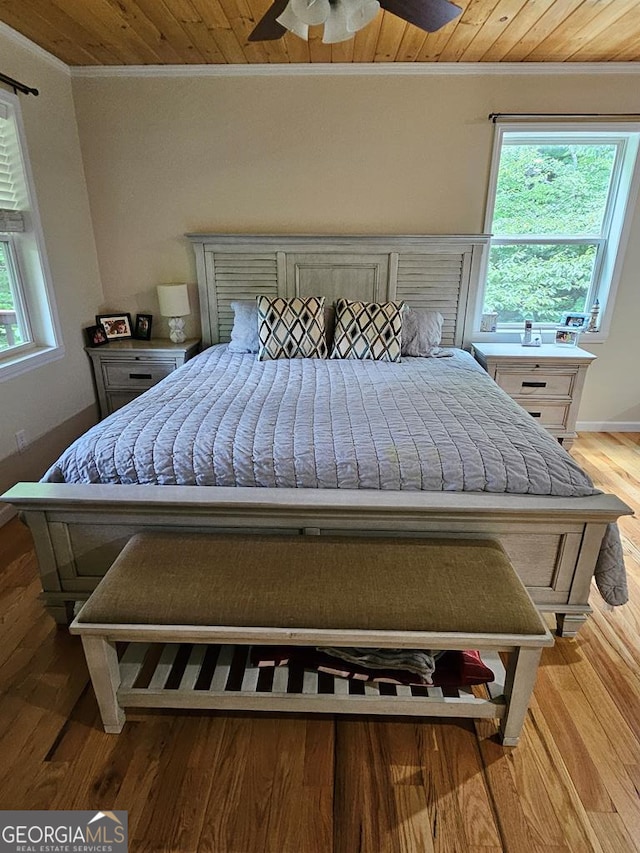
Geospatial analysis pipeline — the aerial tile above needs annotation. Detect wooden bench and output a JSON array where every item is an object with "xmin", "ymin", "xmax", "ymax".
[{"xmin": 70, "ymin": 532, "xmax": 553, "ymax": 746}]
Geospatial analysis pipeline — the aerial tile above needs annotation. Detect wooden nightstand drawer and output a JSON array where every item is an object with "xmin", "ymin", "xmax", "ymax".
[
  {"xmin": 518, "ymin": 401, "xmax": 570, "ymax": 430},
  {"xmin": 471, "ymin": 342, "xmax": 596, "ymax": 449},
  {"xmin": 495, "ymin": 369, "xmax": 575, "ymax": 399},
  {"xmin": 103, "ymin": 360, "xmax": 176, "ymax": 389},
  {"xmin": 107, "ymin": 390, "xmax": 141, "ymax": 412},
  {"xmin": 86, "ymin": 338, "xmax": 200, "ymax": 419}
]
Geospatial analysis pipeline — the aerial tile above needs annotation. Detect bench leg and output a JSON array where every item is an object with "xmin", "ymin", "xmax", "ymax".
[
  {"xmin": 499, "ymin": 647, "xmax": 543, "ymax": 747},
  {"xmin": 81, "ymin": 636, "xmax": 126, "ymax": 733}
]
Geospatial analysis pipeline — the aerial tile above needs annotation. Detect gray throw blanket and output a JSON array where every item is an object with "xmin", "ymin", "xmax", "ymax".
[{"xmin": 320, "ymin": 647, "xmax": 438, "ymax": 684}]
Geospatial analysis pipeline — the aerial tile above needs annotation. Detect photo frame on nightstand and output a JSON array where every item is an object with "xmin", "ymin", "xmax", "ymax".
[
  {"xmin": 555, "ymin": 328, "xmax": 580, "ymax": 346},
  {"xmin": 85, "ymin": 324, "xmax": 109, "ymax": 347},
  {"xmin": 560, "ymin": 312, "xmax": 589, "ymax": 330},
  {"xmin": 96, "ymin": 313, "xmax": 132, "ymax": 340},
  {"xmin": 134, "ymin": 313, "xmax": 153, "ymax": 341}
]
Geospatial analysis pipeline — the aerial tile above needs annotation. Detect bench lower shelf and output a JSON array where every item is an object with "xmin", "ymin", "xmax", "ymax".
[{"xmin": 115, "ymin": 642, "xmax": 507, "ymax": 720}]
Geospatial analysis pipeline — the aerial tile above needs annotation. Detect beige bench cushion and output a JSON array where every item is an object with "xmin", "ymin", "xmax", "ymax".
[{"xmin": 76, "ymin": 533, "xmax": 547, "ymax": 637}]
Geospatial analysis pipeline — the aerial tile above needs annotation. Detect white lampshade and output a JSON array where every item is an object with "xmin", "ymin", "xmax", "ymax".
[
  {"xmin": 157, "ymin": 283, "xmax": 190, "ymax": 318},
  {"xmin": 322, "ymin": 0, "xmax": 352, "ymax": 43},
  {"xmin": 276, "ymin": 1, "xmax": 309, "ymax": 38},
  {"xmin": 291, "ymin": 0, "xmax": 330, "ymax": 25},
  {"xmin": 346, "ymin": 0, "xmax": 380, "ymax": 32}
]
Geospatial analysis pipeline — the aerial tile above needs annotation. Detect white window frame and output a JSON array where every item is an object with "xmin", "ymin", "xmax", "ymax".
[
  {"xmin": 474, "ymin": 122, "xmax": 640, "ymax": 343},
  {"xmin": 0, "ymin": 89, "xmax": 63, "ymax": 381}
]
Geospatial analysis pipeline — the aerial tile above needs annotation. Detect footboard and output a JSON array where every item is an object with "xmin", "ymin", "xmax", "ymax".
[{"xmin": 2, "ymin": 483, "xmax": 632, "ymax": 637}]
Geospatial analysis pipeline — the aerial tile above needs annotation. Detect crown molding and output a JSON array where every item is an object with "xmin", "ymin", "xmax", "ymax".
[
  {"xmin": 69, "ymin": 61, "xmax": 640, "ymax": 79},
  {"xmin": 0, "ymin": 21, "xmax": 69, "ymax": 74},
  {"xmin": 0, "ymin": 20, "xmax": 638, "ymax": 80}
]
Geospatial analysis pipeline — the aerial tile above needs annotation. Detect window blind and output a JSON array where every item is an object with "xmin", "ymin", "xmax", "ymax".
[{"xmin": 0, "ymin": 111, "xmax": 20, "ymax": 210}]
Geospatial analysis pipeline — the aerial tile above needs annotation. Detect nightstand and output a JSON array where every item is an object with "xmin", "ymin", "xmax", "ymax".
[
  {"xmin": 471, "ymin": 342, "xmax": 596, "ymax": 449},
  {"xmin": 86, "ymin": 338, "xmax": 200, "ymax": 419}
]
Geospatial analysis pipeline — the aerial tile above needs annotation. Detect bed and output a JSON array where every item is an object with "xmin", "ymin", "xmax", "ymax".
[{"xmin": 2, "ymin": 234, "xmax": 631, "ymax": 635}]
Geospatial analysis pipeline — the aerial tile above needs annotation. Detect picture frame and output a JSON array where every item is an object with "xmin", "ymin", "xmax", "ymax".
[
  {"xmin": 560, "ymin": 312, "xmax": 590, "ymax": 330},
  {"xmin": 96, "ymin": 313, "xmax": 132, "ymax": 340},
  {"xmin": 480, "ymin": 312, "xmax": 498, "ymax": 333},
  {"xmin": 555, "ymin": 328, "xmax": 580, "ymax": 347},
  {"xmin": 134, "ymin": 313, "xmax": 153, "ymax": 341},
  {"xmin": 85, "ymin": 324, "xmax": 109, "ymax": 347}
]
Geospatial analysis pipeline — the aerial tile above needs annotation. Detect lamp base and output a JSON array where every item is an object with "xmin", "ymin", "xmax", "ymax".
[{"xmin": 168, "ymin": 317, "xmax": 186, "ymax": 344}]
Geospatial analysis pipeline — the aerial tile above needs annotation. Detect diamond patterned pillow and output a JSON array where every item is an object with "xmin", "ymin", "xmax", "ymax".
[
  {"xmin": 257, "ymin": 296, "xmax": 328, "ymax": 360},
  {"xmin": 330, "ymin": 299, "xmax": 405, "ymax": 362}
]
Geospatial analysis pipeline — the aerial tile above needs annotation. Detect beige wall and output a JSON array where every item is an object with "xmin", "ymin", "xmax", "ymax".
[
  {"xmin": 71, "ymin": 70, "xmax": 640, "ymax": 425},
  {"xmin": 2, "ymin": 56, "xmax": 639, "ymax": 478},
  {"xmin": 0, "ymin": 29, "xmax": 103, "ymax": 467},
  {"xmin": 577, "ymin": 196, "xmax": 640, "ymax": 424}
]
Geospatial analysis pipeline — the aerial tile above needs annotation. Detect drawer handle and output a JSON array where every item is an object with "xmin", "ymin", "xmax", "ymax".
[
  {"xmin": 529, "ymin": 412, "xmax": 542, "ymax": 418},
  {"xmin": 522, "ymin": 381, "xmax": 546, "ymax": 388},
  {"xmin": 129, "ymin": 372, "xmax": 152, "ymax": 380}
]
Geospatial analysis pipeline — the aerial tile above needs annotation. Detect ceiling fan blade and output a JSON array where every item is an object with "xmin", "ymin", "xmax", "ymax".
[
  {"xmin": 378, "ymin": 0, "xmax": 462, "ymax": 32},
  {"xmin": 248, "ymin": 0, "xmax": 289, "ymax": 41}
]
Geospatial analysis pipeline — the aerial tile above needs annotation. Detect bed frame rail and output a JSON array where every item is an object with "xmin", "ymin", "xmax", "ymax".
[{"xmin": 3, "ymin": 482, "xmax": 631, "ymax": 637}]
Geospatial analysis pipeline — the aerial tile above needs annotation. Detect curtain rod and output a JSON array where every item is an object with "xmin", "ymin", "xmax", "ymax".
[
  {"xmin": 0, "ymin": 72, "xmax": 38, "ymax": 96},
  {"xmin": 489, "ymin": 112, "xmax": 640, "ymax": 123}
]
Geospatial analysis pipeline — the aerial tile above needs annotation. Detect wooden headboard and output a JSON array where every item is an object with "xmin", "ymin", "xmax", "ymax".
[{"xmin": 187, "ymin": 234, "xmax": 490, "ymax": 349}]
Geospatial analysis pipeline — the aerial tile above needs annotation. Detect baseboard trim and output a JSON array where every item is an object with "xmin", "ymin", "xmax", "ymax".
[
  {"xmin": 0, "ymin": 503, "xmax": 17, "ymax": 527},
  {"xmin": 576, "ymin": 421, "xmax": 640, "ymax": 432}
]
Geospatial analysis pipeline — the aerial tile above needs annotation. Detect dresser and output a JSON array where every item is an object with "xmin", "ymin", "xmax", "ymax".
[
  {"xmin": 86, "ymin": 338, "xmax": 200, "ymax": 419},
  {"xmin": 471, "ymin": 342, "xmax": 596, "ymax": 449}
]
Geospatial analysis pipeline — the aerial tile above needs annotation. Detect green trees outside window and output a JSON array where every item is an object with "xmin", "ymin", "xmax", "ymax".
[
  {"xmin": 0, "ymin": 242, "xmax": 24, "ymax": 351},
  {"xmin": 484, "ymin": 142, "xmax": 618, "ymax": 325}
]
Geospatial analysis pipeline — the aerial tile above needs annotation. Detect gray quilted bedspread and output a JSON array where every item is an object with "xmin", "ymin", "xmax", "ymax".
[{"xmin": 43, "ymin": 345, "xmax": 627, "ymax": 604}]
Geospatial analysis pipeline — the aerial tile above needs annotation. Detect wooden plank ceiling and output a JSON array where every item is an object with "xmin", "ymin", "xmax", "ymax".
[{"xmin": 1, "ymin": 0, "xmax": 639, "ymax": 65}]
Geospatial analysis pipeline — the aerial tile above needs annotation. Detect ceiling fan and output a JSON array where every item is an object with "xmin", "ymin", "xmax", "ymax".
[{"xmin": 248, "ymin": 0, "xmax": 463, "ymax": 45}]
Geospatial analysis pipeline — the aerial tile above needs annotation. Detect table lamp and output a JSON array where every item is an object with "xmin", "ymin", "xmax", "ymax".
[{"xmin": 157, "ymin": 283, "xmax": 190, "ymax": 343}]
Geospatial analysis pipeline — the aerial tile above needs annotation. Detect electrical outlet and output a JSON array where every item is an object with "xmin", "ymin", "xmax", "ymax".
[{"xmin": 15, "ymin": 429, "xmax": 28, "ymax": 453}]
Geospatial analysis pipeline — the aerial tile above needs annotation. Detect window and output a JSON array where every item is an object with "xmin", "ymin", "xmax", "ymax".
[
  {"xmin": 480, "ymin": 124, "xmax": 640, "ymax": 337},
  {"xmin": 0, "ymin": 239, "xmax": 31, "ymax": 351},
  {"xmin": 0, "ymin": 90, "xmax": 62, "ymax": 379}
]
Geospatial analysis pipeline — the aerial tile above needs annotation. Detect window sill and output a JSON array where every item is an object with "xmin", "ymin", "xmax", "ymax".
[
  {"xmin": 0, "ymin": 343, "xmax": 65, "ymax": 382},
  {"xmin": 471, "ymin": 330, "xmax": 607, "ymax": 346}
]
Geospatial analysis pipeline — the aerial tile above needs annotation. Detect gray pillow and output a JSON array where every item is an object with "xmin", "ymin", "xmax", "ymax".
[
  {"xmin": 229, "ymin": 298, "xmax": 336, "ymax": 354},
  {"xmin": 228, "ymin": 300, "xmax": 259, "ymax": 353},
  {"xmin": 401, "ymin": 307, "xmax": 444, "ymax": 357}
]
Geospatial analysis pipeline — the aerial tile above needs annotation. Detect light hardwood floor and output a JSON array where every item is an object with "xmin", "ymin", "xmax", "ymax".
[{"xmin": 0, "ymin": 432, "xmax": 639, "ymax": 853}]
